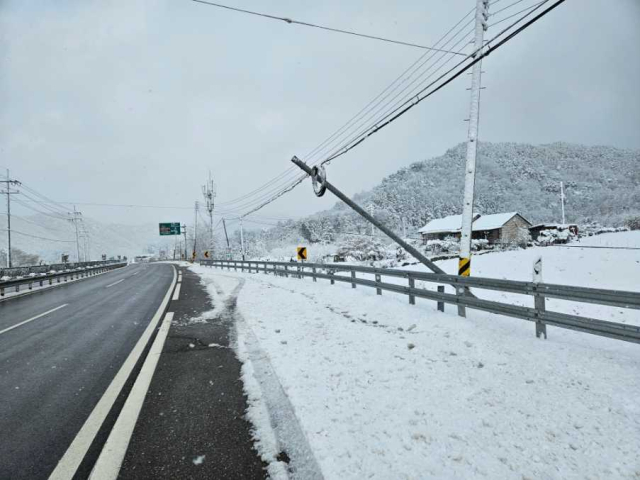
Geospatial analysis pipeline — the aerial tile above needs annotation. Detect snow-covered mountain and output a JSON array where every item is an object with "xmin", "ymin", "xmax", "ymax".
[{"xmin": 237, "ymin": 142, "xmax": 640, "ymax": 255}]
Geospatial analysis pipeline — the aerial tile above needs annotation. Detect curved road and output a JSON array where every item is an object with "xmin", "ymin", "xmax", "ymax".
[{"xmin": 0, "ymin": 262, "xmax": 174, "ymax": 480}]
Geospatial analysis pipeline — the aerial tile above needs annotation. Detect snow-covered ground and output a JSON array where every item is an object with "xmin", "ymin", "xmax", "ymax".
[{"xmin": 190, "ymin": 231, "xmax": 640, "ymax": 479}]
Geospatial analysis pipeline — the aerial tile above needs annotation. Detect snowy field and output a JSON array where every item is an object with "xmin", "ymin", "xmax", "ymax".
[{"xmin": 190, "ymin": 231, "xmax": 640, "ymax": 480}]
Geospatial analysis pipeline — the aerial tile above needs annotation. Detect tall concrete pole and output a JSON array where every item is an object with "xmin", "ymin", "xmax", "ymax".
[
  {"xmin": 1, "ymin": 169, "xmax": 20, "ymax": 267},
  {"xmin": 560, "ymin": 181, "xmax": 566, "ymax": 225},
  {"xmin": 459, "ymin": 0, "xmax": 489, "ymax": 281},
  {"xmin": 72, "ymin": 206, "xmax": 81, "ymax": 263},
  {"xmin": 240, "ymin": 218, "xmax": 245, "ymax": 261}
]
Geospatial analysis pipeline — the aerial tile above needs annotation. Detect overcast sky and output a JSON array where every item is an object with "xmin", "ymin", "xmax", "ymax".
[{"xmin": 1, "ymin": 0, "xmax": 638, "ymax": 229}]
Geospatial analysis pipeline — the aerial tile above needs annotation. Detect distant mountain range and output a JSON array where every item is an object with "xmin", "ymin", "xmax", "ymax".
[{"xmin": 0, "ymin": 213, "xmax": 172, "ymax": 264}]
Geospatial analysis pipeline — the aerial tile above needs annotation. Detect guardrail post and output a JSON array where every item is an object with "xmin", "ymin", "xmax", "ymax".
[
  {"xmin": 408, "ymin": 274, "xmax": 415, "ymax": 305},
  {"xmin": 0, "ymin": 287, "xmax": 4, "ymax": 296},
  {"xmin": 297, "ymin": 265, "xmax": 302, "ymax": 279},
  {"xmin": 351, "ymin": 270, "xmax": 356, "ymax": 288},
  {"xmin": 312, "ymin": 267, "xmax": 317, "ymax": 282},
  {"xmin": 330, "ymin": 269, "xmax": 335, "ymax": 285},
  {"xmin": 375, "ymin": 274, "xmax": 381, "ymax": 295},
  {"xmin": 437, "ymin": 286, "xmax": 445, "ymax": 312},
  {"xmin": 284, "ymin": 265, "xmax": 289, "ymax": 278},
  {"xmin": 532, "ymin": 257, "xmax": 547, "ymax": 339},
  {"xmin": 457, "ymin": 286, "xmax": 467, "ymax": 317}
]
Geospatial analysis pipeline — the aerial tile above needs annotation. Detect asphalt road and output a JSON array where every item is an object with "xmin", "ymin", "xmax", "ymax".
[
  {"xmin": 0, "ymin": 262, "xmax": 174, "ymax": 480},
  {"xmin": 119, "ymin": 267, "xmax": 267, "ymax": 479}
]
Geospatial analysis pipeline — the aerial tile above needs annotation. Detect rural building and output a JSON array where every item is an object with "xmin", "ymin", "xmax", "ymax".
[{"xmin": 419, "ymin": 212, "xmax": 532, "ymax": 245}]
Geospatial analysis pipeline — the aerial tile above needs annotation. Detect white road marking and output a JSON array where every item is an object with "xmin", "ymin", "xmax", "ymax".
[
  {"xmin": 0, "ymin": 304, "xmax": 68, "ymax": 336},
  {"xmin": 49, "ymin": 266, "xmax": 177, "ymax": 480},
  {"xmin": 105, "ymin": 279, "xmax": 124, "ymax": 288},
  {"xmin": 172, "ymin": 283, "xmax": 181, "ymax": 301},
  {"xmin": 89, "ymin": 311, "xmax": 175, "ymax": 480},
  {"xmin": 131, "ymin": 271, "xmax": 140, "ymax": 277}
]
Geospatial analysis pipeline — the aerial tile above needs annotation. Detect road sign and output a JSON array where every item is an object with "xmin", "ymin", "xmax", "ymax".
[
  {"xmin": 297, "ymin": 246, "xmax": 307, "ymax": 261},
  {"xmin": 203, "ymin": 251, "xmax": 210, "ymax": 259},
  {"xmin": 159, "ymin": 222, "xmax": 181, "ymax": 236}
]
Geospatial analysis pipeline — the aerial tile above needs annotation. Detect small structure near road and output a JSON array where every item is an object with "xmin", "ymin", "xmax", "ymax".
[
  {"xmin": 529, "ymin": 223, "xmax": 578, "ymax": 244},
  {"xmin": 419, "ymin": 212, "xmax": 532, "ymax": 245}
]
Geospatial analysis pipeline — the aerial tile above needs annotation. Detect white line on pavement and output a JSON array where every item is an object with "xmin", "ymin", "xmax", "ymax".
[
  {"xmin": 48, "ymin": 266, "xmax": 177, "ymax": 480},
  {"xmin": 172, "ymin": 283, "xmax": 181, "ymax": 301},
  {"xmin": 105, "ymin": 279, "xmax": 124, "ymax": 288},
  {"xmin": 0, "ymin": 304, "xmax": 69, "ymax": 336},
  {"xmin": 89, "ymin": 312, "xmax": 175, "ymax": 480},
  {"xmin": 131, "ymin": 271, "xmax": 140, "ymax": 276}
]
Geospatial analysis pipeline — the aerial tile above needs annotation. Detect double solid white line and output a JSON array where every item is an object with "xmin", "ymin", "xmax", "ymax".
[
  {"xmin": 172, "ymin": 271, "xmax": 183, "ymax": 301},
  {"xmin": 49, "ymin": 266, "xmax": 177, "ymax": 480},
  {"xmin": 0, "ymin": 304, "xmax": 68, "ymax": 336}
]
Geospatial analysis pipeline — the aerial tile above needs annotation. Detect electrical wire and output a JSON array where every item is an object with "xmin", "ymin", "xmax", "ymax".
[
  {"xmin": 229, "ymin": 0, "xmax": 564, "ymax": 218},
  {"xmin": 317, "ymin": 0, "xmax": 560, "ymax": 167},
  {"xmin": 191, "ymin": 0, "xmax": 467, "ymax": 54},
  {"xmin": 488, "ymin": 0, "xmax": 547, "ymax": 27},
  {"xmin": 214, "ymin": 6, "xmax": 478, "ymax": 209},
  {"xmin": 0, "ymin": 228, "xmax": 76, "ymax": 243}
]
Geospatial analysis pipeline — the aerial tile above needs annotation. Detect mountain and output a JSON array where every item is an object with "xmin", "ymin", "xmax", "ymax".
[{"xmin": 238, "ymin": 142, "xmax": 640, "ymax": 256}]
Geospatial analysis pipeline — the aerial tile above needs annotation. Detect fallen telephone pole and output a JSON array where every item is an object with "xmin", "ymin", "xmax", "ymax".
[{"xmin": 291, "ymin": 156, "xmax": 445, "ymax": 275}]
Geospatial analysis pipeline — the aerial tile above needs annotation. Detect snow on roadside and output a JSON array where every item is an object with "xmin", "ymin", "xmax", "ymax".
[{"xmin": 190, "ymin": 236, "xmax": 640, "ymax": 479}]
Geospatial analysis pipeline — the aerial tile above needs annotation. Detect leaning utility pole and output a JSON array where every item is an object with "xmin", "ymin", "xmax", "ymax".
[
  {"xmin": 459, "ymin": 0, "xmax": 489, "ymax": 284},
  {"xmin": 368, "ymin": 204, "xmax": 375, "ymax": 236},
  {"xmin": 291, "ymin": 157, "xmax": 446, "ymax": 275},
  {"xmin": 202, "ymin": 172, "xmax": 216, "ymax": 255},
  {"xmin": 1, "ymin": 169, "xmax": 20, "ymax": 268}
]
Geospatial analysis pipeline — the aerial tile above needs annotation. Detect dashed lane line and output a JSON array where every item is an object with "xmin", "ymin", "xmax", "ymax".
[
  {"xmin": 0, "ymin": 304, "xmax": 69, "ymax": 336},
  {"xmin": 105, "ymin": 279, "xmax": 125, "ymax": 289}
]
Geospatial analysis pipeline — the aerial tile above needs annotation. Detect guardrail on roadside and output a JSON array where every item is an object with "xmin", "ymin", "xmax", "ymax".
[
  {"xmin": 200, "ymin": 259, "xmax": 640, "ymax": 344},
  {"xmin": 0, "ymin": 260, "xmax": 123, "ymax": 280},
  {"xmin": 0, "ymin": 262, "xmax": 127, "ymax": 297}
]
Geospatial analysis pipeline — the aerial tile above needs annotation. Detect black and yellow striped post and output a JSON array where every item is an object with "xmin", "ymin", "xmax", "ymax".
[
  {"xmin": 458, "ymin": 257, "xmax": 471, "ymax": 277},
  {"xmin": 457, "ymin": 256, "xmax": 471, "ymax": 317}
]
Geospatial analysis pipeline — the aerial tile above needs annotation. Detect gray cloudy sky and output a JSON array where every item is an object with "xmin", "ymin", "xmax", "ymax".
[{"xmin": 1, "ymin": 0, "xmax": 638, "ymax": 228}]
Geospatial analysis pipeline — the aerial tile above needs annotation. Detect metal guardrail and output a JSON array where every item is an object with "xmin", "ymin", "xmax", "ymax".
[
  {"xmin": 0, "ymin": 260, "xmax": 123, "ymax": 280},
  {"xmin": 0, "ymin": 262, "xmax": 127, "ymax": 297},
  {"xmin": 200, "ymin": 259, "xmax": 640, "ymax": 344}
]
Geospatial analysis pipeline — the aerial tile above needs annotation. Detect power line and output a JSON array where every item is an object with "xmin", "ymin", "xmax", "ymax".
[
  {"xmin": 191, "ymin": 0, "xmax": 467, "ymax": 54},
  {"xmin": 488, "ymin": 0, "xmax": 547, "ymax": 27},
  {"xmin": 215, "ymin": 6, "xmax": 478, "ymax": 213},
  {"xmin": 0, "ymin": 228, "xmax": 76, "ymax": 243},
  {"xmin": 231, "ymin": 0, "xmax": 564, "ymax": 219},
  {"xmin": 318, "ymin": 0, "xmax": 561, "ymax": 167}
]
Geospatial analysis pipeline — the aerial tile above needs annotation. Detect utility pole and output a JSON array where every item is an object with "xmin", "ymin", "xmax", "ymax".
[
  {"xmin": 193, "ymin": 201, "xmax": 199, "ymax": 261},
  {"xmin": 70, "ymin": 206, "xmax": 82, "ymax": 263},
  {"xmin": 560, "ymin": 181, "xmax": 566, "ymax": 225},
  {"xmin": 458, "ymin": 0, "xmax": 489, "ymax": 286},
  {"xmin": 240, "ymin": 218, "xmax": 245, "ymax": 261},
  {"xmin": 1, "ymin": 169, "xmax": 20, "ymax": 268},
  {"xmin": 202, "ymin": 172, "xmax": 216, "ymax": 255},
  {"xmin": 182, "ymin": 224, "xmax": 187, "ymax": 260},
  {"xmin": 402, "ymin": 217, "xmax": 407, "ymax": 239},
  {"xmin": 222, "ymin": 218, "xmax": 231, "ymax": 260}
]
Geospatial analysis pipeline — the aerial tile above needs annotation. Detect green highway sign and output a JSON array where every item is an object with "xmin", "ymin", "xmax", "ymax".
[{"xmin": 159, "ymin": 222, "xmax": 181, "ymax": 236}]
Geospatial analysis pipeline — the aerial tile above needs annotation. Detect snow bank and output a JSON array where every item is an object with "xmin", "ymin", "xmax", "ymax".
[{"xmin": 190, "ymin": 232, "xmax": 640, "ymax": 479}]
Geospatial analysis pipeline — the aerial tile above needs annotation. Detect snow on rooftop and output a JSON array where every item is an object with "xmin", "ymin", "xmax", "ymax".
[{"xmin": 419, "ymin": 212, "xmax": 521, "ymax": 234}]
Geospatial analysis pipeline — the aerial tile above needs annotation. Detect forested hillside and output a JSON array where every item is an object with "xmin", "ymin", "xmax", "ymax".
[{"xmin": 234, "ymin": 142, "xmax": 639, "ymax": 258}]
